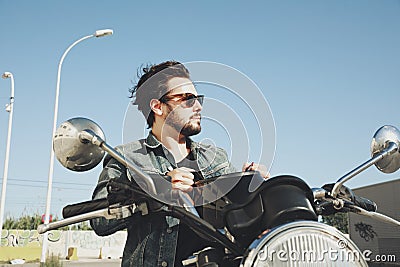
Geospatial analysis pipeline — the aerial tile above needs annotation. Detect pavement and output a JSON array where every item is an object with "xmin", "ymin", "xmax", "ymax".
[{"xmin": 0, "ymin": 259, "xmax": 121, "ymax": 267}]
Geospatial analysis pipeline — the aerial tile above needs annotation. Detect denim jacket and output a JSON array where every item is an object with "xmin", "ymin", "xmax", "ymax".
[{"xmin": 90, "ymin": 132, "xmax": 236, "ymax": 267}]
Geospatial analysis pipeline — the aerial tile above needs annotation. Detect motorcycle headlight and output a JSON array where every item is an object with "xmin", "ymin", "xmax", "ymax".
[{"xmin": 242, "ymin": 221, "xmax": 368, "ymax": 267}]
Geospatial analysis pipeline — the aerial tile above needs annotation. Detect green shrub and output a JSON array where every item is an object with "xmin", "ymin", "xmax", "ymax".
[{"xmin": 40, "ymin": 254, "xmax": 63, "ymax": 267}]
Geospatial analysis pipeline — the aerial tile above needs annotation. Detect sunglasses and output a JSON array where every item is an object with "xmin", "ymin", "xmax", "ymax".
[{"xmin": 160, "ymin": 93, "xmax": 204, "ymax": 108}]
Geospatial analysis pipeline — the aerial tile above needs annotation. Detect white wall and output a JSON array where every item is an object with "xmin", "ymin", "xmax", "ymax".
[{"xmin": 1, "ymin": 229, "xmax": 127, "ymax": 259}]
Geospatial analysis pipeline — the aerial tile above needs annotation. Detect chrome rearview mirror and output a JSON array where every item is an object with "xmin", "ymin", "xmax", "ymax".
[
  {"xmin": 331, "ymin": 125, "xmax": 400, "ymax": 197},
  {"xmin": 53, "ymin": 117, "xmax": 157, "ymax": 195},
  {"xmin": 53, "ymin": 117, "xmax": 106, "ymax": 172},
  {"xmin": 371, "ymin": 125, "xmax": 400, "ymax": 173}
]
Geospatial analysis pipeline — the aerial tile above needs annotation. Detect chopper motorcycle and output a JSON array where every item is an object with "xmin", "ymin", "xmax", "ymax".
[{"xmin": 38, "ymin": 117, "xmax": 400, "ymax": 266}]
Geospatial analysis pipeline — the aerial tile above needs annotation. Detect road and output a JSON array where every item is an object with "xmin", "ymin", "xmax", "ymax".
[{"xmin": 0, "ymin": 259, "xmax": 121, "ymax": 267}]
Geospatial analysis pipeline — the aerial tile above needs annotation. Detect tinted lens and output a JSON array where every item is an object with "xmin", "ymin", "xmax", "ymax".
[
  {"xmin": 161, "ymin": 93, "xmax": 204, "ymax": 107},
  {"xmin": 197, "ymin": 95, "xmax": 204, "ymax": 106},
  {"xmin": 184, "ymin": 94, "xmax": 204, "ymax": 107}
]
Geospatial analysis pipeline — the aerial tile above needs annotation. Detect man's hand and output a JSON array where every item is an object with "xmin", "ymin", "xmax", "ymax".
[
  {"xmin": 166, "ymin": 167, "xmax": 196, "ymax": 192},
  {"xmin": 242, "ymin": 162, "xmax": 270, "ymax": 179}
]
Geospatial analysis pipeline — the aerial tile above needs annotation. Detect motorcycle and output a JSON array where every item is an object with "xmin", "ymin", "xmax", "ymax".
[{"xmin": 38, "ymin": 117, "xmax": 400, "ymax": 266}]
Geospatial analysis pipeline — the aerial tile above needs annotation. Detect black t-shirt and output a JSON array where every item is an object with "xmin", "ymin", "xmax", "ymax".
[
  {"xmin": 175, "ymin": 150, "xmax": 203, "ymax": 182},
  {"xmin": 175, "ymin": 152, "xmax": 210, "ymax": 266}
]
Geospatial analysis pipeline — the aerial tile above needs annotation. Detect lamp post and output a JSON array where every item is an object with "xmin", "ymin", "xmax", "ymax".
[
  {"xmin": 40, "ymin": 29, "xmax": 113, "ymax": 264},
  {"xmin": 0, "ymin": 72, "xmax": 15, "ymax": 241}
]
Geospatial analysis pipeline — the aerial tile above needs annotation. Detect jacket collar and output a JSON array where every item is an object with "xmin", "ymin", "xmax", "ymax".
[
  {"xmin": 143, "ymin": 132, "xmax": 163, "ymax": 149},
  {"xmin": 143, "ymin": 132, "xmax": 201, "ymax": 152}
]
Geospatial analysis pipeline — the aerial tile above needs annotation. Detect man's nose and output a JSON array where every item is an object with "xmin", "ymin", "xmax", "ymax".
[{"xmin": 193, "ymin": 99, "xmax": 202, "ymax": 111}]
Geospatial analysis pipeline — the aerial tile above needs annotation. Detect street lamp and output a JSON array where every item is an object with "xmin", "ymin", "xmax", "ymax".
[
  {"xmin": 0, "ymin": 72, "xmax": 15, "ymax": 240},
  {"xmin": 40, "ymin": 29, "xmax": 113, "ymax": 264}
]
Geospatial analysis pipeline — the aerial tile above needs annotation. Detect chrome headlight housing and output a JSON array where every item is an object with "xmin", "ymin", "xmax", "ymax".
[{"xmin": 241, "ymin": 221, "xmax": 368, "ymax": 267}]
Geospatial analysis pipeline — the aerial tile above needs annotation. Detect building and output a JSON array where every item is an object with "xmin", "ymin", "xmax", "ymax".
[{"xmin": 348, "ymin": 179, "xmax": 400, "ymax": 266}]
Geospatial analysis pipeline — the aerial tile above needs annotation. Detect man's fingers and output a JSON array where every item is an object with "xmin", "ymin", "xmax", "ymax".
[
  {"xmin": 167, "ymin": 167, "xmax": 196, "ymax": 192},
  {"xmin": 172, "ymin": 176, "xmax": 194, "ymax": 186},
  {"xmin": 172, "ymin": 181, "xmax": 193, "ymax": 192},
  {"xmin": 242, "ymin": 162, "xmax": 271, "ymax": 179},
  {"xmin": 242, "ymin": 162, "xmax": 252, "ymax": 172}
]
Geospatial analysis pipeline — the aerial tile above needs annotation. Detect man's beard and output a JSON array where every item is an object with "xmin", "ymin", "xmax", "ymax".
[
  {"xmin": 165, "ymin": 106, "xmax": 201, "ymax": 137},
  {"xmin": 180, "ymin": 119, "xmax": 201, "ymax": 136}
]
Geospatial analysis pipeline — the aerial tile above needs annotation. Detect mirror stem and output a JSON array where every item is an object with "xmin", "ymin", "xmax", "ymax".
[
  {"xmin": 331, "ymin": 141, "xmax": 398, "ymax": 197},
  {"xmin": 80, "ymin": 130, "xmax": 157, "ymax": 195}
]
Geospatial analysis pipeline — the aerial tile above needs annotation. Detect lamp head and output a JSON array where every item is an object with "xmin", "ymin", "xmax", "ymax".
[
  {"xmin": 95, "ymin": 29, "xmax": 113, "ymax": 38},
  {"xmin": 2, "ymin": 72, "xmax": 12, "ymax": 79}
]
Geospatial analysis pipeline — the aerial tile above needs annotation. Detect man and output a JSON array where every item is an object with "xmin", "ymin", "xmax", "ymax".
[{"xmin": 91, "ymin": 61, "xmax": 269, "ymax": 267}]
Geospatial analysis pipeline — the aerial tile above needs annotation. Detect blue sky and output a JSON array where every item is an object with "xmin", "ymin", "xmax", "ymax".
[{"xmin": 0, "ymin": 1, "xmax": 399, "ymax": 218}]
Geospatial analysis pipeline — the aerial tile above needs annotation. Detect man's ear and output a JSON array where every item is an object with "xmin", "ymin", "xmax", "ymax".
[{"xmin": 150, "ymin": 99, "xmax": 163, "ymax": 116}]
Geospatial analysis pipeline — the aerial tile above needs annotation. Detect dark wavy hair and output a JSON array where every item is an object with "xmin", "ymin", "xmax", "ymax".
[{"xmin": 129, "ymin": 61, "xmax": 191, "ymax": 128}]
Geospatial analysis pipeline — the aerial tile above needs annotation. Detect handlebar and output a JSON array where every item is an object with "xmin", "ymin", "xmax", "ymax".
[
  {"xmin": 347, "ymin": 204, "xmax": 400, "ymax": 226},
  {"xmin": 38, "ymin": 201, "xmax": 145, "ymax": 234},
  {"xmin": 312, "ymin": 187, "xmax": 400, "ymax": 227},
  {"xmin": 38, "ymin": 195, "xmax": 246, "ymax": 255},
  {"xmin": 313, "ymin": 184, "xmax": 377, "ymax": 213},
  {"xmin": 63, "ymin": 198, "xmax": 109, "ymax": 218},
  {"xmin": 353, "ymin": 195, "xmax": 377, "ymax": 212}
]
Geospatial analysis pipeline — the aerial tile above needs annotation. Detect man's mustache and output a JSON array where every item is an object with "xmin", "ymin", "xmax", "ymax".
[{"xmin": 190, "ymin": 113, "xmax": 201, "ymax": 119}]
